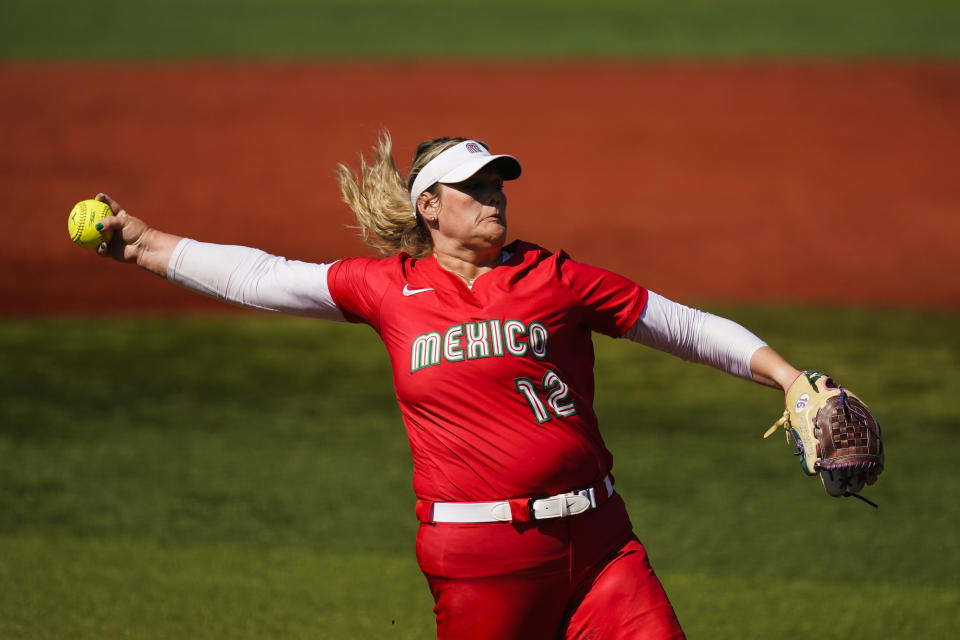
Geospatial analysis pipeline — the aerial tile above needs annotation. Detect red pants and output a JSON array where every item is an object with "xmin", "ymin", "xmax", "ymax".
[{"xmin": 416, "ymin": 494, "xmax": 685, "ymax": 639}]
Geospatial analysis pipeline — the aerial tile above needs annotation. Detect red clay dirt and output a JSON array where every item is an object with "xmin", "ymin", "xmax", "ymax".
[{"xmin": 1, "ymin": 62, "xmax": 958, "ymax": 314}]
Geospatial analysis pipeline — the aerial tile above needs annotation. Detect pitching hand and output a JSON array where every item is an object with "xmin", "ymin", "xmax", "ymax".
[
  {"xmin": 94, "ymin": 193, "xmax": 152, "ymax": 263},
  {"xmin": 92, "ymin": 193, "xmax": 183, "ymax": 277}
]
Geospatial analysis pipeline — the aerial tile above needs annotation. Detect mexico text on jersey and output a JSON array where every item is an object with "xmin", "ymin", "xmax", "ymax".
[{"xmin": 410, "ymin": 319, "xmax": 549, "ymax": 372}]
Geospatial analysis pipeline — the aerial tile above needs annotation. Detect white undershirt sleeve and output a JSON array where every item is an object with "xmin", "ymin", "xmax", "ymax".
[
  {"xmin": 623, "ymin": 290, "xmax": 766, "ymax": 380},
  {"xmin": 166, "ymin": 238, "xmax": 345, "ymax": 321}
]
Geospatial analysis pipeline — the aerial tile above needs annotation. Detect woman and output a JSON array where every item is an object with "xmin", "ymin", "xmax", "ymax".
[{"xmin": 93, "ymin": 133, "xmax": 801, "ymax": 639}]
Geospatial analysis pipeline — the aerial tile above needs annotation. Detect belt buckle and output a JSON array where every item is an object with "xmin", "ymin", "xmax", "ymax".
[
  {"xmin": 529, "ymin": 486, "xmax": 597, "ymax": 521},
  {"xmin": 527, "ymin": 495, "xmax": 548, "ymax": 521}
]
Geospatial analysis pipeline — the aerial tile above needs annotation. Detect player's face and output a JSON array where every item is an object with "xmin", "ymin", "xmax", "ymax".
[{"xmin": 435, "ymin": 167, "xmax": 508, "ymax": 251}]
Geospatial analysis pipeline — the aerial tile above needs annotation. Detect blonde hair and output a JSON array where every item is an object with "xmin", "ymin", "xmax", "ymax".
[{"xmin": 335, "ymin": 132, "xmax": 472, "ymax": 257}]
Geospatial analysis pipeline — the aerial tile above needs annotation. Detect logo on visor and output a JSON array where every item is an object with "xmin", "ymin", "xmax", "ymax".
[{"xmin": 465, "ymin": 142, "xmax": 483, "ymax": 154}]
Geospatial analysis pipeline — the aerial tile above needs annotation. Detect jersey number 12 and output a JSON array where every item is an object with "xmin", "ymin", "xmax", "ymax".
[{"xmin": 514, "ymin": 370, "xmax": 577, "ymax": 424}]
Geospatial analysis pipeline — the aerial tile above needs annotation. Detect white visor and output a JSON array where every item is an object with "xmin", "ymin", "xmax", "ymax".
[{"xmin": 409, "ymin": 140, "xmax": 521, "ymax": 213}]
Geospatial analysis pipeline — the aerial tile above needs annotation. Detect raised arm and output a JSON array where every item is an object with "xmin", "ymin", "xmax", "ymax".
[
  {"xmin": 628, "ymin": 292, "xmax": 883, "ymax": 502},
  {"xmin": 93, "ymin": 193, "xmax": 343, "ymax": 320},
  {"xmin": 624, "ymin": 291, "xmax": 799, "ymax": 391}
]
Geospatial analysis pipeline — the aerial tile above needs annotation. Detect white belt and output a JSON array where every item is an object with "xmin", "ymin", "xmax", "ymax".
[{"xmin": 429, "ymin": 475, "xmax": 614, "ymax": 523}]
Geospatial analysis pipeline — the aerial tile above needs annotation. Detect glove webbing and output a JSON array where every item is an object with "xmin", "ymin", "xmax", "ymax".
[{"xmin": 765, "ymin": 406, "xmax": 880, "ymax": 509}]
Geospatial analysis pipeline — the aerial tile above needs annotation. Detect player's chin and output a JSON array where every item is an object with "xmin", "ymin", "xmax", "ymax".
[
  {"xmin": 475, "ymin": 222, "xmax": 507, "ymax": 249},
  {"xmin": 480, "ymin": 218, "xmax": 507, "ymax": 240}
]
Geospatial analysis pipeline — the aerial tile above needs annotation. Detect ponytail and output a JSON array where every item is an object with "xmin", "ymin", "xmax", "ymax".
[
  {"xmin": 335, "ymin": 131, "xmax": 431, "ymax": 257},
  {"xmin": 336, "ymin": 132, "xmax": 474, "ymax": 257}
]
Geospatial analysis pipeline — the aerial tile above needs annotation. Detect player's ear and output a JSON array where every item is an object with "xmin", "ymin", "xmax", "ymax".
[{"xmin": 417, "ymin": 189, "xmax": 441, "ymax": 221}]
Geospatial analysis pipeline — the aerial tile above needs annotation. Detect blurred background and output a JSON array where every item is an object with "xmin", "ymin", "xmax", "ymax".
[{"xmin": 1, "ymin": 1, "xmax": 958, "ymax": 638}]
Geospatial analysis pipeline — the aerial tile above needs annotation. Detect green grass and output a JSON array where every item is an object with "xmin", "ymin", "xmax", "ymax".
[
  {"xmin": 1, "ymin": 0, "xmax": 959, "ymax": 60},
  {"xmin": 1, "ymin": 538, "xmax": 432, "ymax": 639},
  {"xmin": 1, "ymin": 307, "xmax": 958, "ymax": 638}
]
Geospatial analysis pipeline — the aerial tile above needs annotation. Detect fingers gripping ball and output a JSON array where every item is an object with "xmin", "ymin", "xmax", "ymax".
[
  {"xmin": 764, "ymin": 370, "xmax": 884, "ymax": 502},
  {"xmin": 68, "ymin": 199, "xmax": 114, "ymax": 249}
]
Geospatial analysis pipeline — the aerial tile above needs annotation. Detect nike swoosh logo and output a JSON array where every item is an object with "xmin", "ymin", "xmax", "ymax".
[{"xmin": 402, "ymin": 285, "xmax": 434, "ymax": 297}]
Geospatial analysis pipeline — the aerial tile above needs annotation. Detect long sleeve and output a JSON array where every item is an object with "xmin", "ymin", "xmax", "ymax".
[
  {"xmin": 623, "ymin": 291, "xmax": 766, "ymax": 380},
  {"xmin": 166, "ymin": 238, "xmax": 345, "ymax": 320}
]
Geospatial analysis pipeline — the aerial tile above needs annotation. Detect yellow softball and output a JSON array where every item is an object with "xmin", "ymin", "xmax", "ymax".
[{"xmin": 67, "ymin": 199, "xmax": 114, "ymax": 249}]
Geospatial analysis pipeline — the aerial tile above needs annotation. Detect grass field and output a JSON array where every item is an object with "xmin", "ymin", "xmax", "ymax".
[
  {"xmin": 1, "ymin": 0, "xmax": 959, "ymax": 59},
  {"xmin": 1, "ymin": 307, "xmax": 958, "ymax": 638}
]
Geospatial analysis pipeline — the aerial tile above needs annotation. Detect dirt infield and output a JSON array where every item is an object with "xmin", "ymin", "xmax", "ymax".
[{"xmin": 2, "ymin": 62, "xmax": 958, "ymax": 314}]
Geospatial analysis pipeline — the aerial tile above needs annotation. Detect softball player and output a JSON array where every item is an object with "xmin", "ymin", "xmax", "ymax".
[{"xmin": 94, "ymin": 134, "xmax": 801, "ymax": 639}]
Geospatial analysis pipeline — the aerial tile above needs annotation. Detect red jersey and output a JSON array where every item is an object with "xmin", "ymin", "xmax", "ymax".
[{"xmin": 327, "ymin": 240, "xmax": 647, "ymax": 503}]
